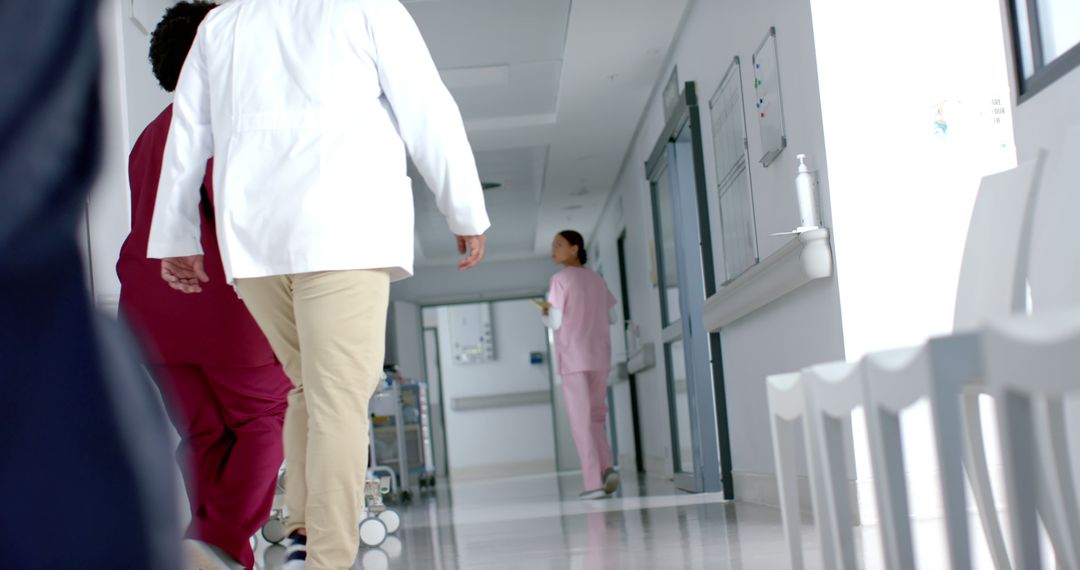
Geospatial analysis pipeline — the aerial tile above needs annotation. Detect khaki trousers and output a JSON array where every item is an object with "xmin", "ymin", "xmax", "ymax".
[{"xmin": 235, "ymin": 270, "xmax": 389, "ymax": 570}]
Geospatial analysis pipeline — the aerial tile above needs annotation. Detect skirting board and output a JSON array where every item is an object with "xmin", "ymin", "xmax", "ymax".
[
  {"xmin": 450, "ymin": 459, "xmax": 557, "ymax": 481},
  {"xmin": 734, "ymin": 470, "xmax": 862, "ymax": 526}
]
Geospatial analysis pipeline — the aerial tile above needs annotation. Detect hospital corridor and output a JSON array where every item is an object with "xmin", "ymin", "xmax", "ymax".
[{"xmin": 3, "ymin": 0, "xmax": 1080, "ymax": 569}]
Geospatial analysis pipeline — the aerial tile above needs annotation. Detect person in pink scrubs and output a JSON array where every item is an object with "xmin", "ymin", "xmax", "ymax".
[{"xmin": 542, "ymin": 230, "xmax": 620, "ymax": 499}]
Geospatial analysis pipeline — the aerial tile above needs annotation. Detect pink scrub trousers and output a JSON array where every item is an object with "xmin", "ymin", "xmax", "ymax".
[{"xmin": 560, "ymin": 368, "xmax": 614, "ymax": 491}]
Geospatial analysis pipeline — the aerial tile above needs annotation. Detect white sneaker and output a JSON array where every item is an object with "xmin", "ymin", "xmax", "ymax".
[
  {"xmin": 183, "ymin": 539, "xmax": 243, "ymax": 570},
  {"xmin": 579, "ymin": 488, "xmax": 608, "ymax": 500}
]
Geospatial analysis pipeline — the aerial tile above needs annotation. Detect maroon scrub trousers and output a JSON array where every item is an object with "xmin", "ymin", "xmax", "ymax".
[{"xmin": 117, "ymin": 105, "xmax": 291, "ymax": 569}]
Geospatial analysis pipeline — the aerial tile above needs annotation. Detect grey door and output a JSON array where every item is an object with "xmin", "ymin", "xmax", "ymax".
[{"xmin": 645, "ymin": 81, "xmax": 732, "ymax": 495}]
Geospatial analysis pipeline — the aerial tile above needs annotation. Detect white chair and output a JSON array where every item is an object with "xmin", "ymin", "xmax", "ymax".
[
  {"xmin": 982, "ymin": 125, "xmax": 1080, "ymax": 570},
  {"xmin": 859, "ymin": 154, "xmax": 1048, "ymax": 570},
  {"xmin": 862, "ymin": 335, "xmax": 982, "ymax": 570},
  {"xmin": 767, "ymin": 156, "xmax": 1047, "ymax": 569},
  {"xmin": 768, "ymin": 372, "xmax": 833, "ymax": 570},
  {"xmin": 982, "ymin": 310, "xmax": 1080, "ymax": 570}
]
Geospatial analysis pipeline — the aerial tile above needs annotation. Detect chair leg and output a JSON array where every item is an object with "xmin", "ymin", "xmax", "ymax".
[
  {"xmin": 804, "ymin": 401, "xmax": 857, "ymax": 570},
  {"xmin": 821, "ymin": 415, "xmax": 858, "ymax": 569},
  {"xmin": 803, "ymin": 407, "xmax": 840, "ymax": 570},
  {"xmin": 997, "ymin": 391, "xmax": 1042, "ymax": 570},
  {"xmin": 1034, "ymin": 397, "xmax": 1080, "ymax": 570},
  {"xmin": 770, "ymin": 413, "xmax": 805, "ymax": 570},
  {"xmin": 930, "ymin": 378, "xmax": 973, "ymax": 570},
  {"xmin": 960, "ymin": 392, "xmax": 1012, "ymax": 570},
  {"xmin": 866, "ymin": 402, "xmax": 915, "ymax": 570}
]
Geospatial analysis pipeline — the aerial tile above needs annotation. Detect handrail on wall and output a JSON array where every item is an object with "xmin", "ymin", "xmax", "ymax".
[{"xmin": 703, "ymin": 228, "xmax": 833, "ymax": 332}]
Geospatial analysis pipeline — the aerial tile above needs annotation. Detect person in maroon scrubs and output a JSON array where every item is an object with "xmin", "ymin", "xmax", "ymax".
[{"xmin": 116, "ymin": 3, "xmax": 291, "ymax": 569}]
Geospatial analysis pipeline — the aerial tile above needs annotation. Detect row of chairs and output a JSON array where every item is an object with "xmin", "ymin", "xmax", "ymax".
[{"xmin": 767, "ymin": 126, "xmax": 1080, "ymax": 569}]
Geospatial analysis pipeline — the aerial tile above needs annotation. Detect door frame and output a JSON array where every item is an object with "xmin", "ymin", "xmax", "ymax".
[
  {"xmin": 644, "ymin": 81, "xmax": 734, "ymax": 497},
  {"xmin": 418, "ymin": 296, "xmax": 567, "ymax": 477},
  {"xmin": 616, "ymin": 231, "xmax": 646, "ymax": 473}
]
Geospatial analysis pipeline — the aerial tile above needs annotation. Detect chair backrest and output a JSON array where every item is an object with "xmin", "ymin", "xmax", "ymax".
[
  {"xmin": 953, "ymin": 151, "xmax": 1047, "ymax": 331},
  {"xmin": 1028, "ymin": 125, "xmax": 1080, "ymax": 315},
  {"xmin": 802, "ymin": 362, "xmax": 863, "ymax": 418},
  {"xmin": 766, "ymin": 373, "xmax": 806, "ymax": 421}
]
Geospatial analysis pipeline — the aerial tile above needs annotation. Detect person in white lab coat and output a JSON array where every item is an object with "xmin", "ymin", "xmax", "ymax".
[{"xmin": 147, "ymin": 1, "xmax": 491, "ymax": 568}]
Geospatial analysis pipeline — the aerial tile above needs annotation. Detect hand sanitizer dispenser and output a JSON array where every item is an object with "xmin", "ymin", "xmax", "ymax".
[{"xmin": 794, "ymin": 154, "xmax": 821, "ymax": 231}]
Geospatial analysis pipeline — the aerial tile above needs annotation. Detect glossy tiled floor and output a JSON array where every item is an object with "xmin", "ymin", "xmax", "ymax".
[{"xmin": 252, "ymin": 471, "xmax": 1006, "ymax": 570}]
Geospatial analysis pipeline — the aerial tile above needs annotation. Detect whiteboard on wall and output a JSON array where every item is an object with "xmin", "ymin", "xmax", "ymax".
[
  {"xmin": 710, "ymin": 57, "xmax": 760, "ymax": 283},
  {"xmin": 753, "ymin": 27, "xmax": 787, "ymax": 167}
]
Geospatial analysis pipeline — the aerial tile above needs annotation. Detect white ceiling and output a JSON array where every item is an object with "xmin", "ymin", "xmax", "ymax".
[{"xmin": 404, "ymin": 0, "xmax": 690, "ymax": 265}]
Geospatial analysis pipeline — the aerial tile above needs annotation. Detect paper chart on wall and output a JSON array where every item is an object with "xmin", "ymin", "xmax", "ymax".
[
  {"xmin": 753, "ymin": 27, "xmax": 787, "ymax": 167},
  {"xmin": 710, "ymin": 57, "xmax": 759, "ymax": 283}
]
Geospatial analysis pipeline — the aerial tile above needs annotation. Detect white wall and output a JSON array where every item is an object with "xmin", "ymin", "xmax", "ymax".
[
  {"xmin": 812, "ymin": 0, "xmax": 1016, "ymax": 363},
  {"xmin": 997, "ymin": 0, "xmax": 1080, "ymax": 515},
  {"xmin": 590, "ymin": 0, "xmax": 847, "ymax": 489},
  {"xmin": 434, "ymin": 300, "xmax": 558, "ymax": 479},
  {"xmin": 810, "ymin": 0, "xmax": 1017, "ymax": 523},
  {"xmin": 90, "ymin": 0, "xmax": 174, "ymax": 312},
  {"xmin": 1003, "ymin": 24, "xmax": 1080, "ymax": 311}
]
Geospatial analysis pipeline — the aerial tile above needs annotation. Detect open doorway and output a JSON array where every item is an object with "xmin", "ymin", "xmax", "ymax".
[{"xmin": 420, "ymin": 299, "xmax": 560, "ymax": 481}]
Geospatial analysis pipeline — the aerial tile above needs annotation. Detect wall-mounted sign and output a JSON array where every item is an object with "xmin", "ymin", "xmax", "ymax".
[{"xmin": 450, "ymin": 303, "xmax": 495, "ymax": 364}]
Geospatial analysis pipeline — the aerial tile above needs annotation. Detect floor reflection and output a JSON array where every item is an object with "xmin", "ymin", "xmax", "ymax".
[{"xmin": 250, "ymin": 470, "xmax": 990, "ymax": 570}]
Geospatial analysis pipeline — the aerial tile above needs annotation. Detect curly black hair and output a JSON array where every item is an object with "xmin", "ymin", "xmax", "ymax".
[{"xmin": 149, "ymin": 1, "xmax": 217, "ymax": 93}]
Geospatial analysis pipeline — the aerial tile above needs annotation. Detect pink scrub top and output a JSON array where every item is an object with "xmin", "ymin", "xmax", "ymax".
[{"xmin": 548, "ymin": 266, "xmax": 617, "ymax": 375}]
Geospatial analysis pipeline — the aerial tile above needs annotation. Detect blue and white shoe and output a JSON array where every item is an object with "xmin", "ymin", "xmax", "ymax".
[{"xmin": 283, "ymin": 531, "xmax": 307, "ymax": 570}]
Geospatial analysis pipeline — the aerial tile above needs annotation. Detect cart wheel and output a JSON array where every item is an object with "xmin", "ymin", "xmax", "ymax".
[
  {"xmin": 360, "ymin": 548, "xmax": 390, "ymax": 570},
  {"xmin": 261, "ymin": 515, "xmax": 287, "ymax": 544},
  {"xmin": 377, "ymin": 509, "xmax": 400, "ymax": 534},
  {"xmin": 381, "ymin": 536, "xmax": 403, "ymax": 559},
  {"xmin": 400, "ymin": 490, "xmax": 412, "ymax": 504},
  {"xmin": 359, "ymin": 517, "xmax": 387, "ymax": 548},
  {"xmin": 264, "ymin": 543, "xmax": 287, "ymax": 568}
]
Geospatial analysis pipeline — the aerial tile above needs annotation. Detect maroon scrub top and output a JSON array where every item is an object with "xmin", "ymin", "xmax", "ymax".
[{"xmin": 117, "ymin": 105, "xmax": 276, "ymax": 367}]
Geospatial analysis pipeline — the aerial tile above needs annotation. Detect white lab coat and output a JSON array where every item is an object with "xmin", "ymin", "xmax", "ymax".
[{"xmin": 147, "ymin": 0, "xmax": 490, "ymax": 283}]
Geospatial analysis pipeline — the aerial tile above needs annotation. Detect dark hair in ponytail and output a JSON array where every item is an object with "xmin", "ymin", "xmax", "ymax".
[{"xmin": 558, "ymin": 230, "xmax": 587, "ymax": 265}]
